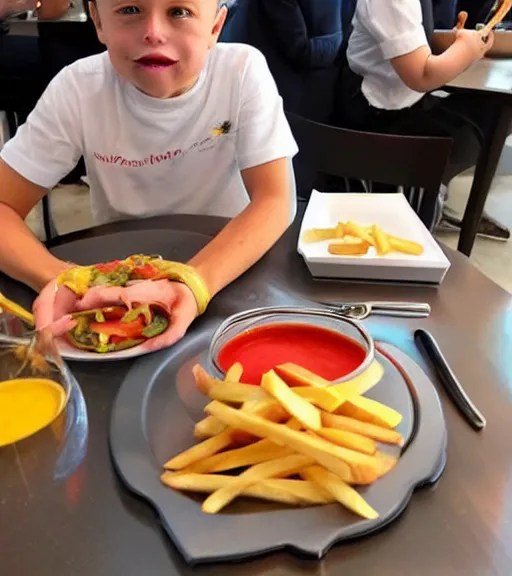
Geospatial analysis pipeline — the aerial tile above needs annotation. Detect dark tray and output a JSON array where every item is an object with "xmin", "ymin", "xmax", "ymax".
[{"xmin": 109, "ymin": 319, "xmax": 447, "ymax": 565}]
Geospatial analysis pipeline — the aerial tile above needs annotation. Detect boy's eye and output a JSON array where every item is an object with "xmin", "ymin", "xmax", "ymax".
[
  {"xmin": 169, "ymin": 7, "xmax": 191, "ymax": 18},
  {"xmin": 118, "ymin": 5, "xmax": 140, "ymax": 15}
]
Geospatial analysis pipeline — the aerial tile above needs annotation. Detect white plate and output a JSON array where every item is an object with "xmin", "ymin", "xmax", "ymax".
[
  {"xmin": 298, "ymin": 190, "xmax": 450, "ymax": 284},
  {"xmin": 57, "ymin": 338, "xmax": 156, "ymax": 362}
]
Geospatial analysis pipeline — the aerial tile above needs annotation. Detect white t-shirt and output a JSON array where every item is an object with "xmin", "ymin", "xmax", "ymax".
[
  {"xmin": 347, "ymin": 0, "xmax": 429, "ymax": 110},
  {"xmin": 1, "ymin": 43, "xmax": 298, "ymax": 225}
]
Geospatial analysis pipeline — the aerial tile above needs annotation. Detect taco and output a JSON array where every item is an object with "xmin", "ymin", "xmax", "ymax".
[{"xmin": 67, "ymin": 303, "xmax": 170, "ymax": 353}]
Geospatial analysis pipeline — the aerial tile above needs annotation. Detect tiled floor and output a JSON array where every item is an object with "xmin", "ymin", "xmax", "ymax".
[{"xmin": 25, "ymin": 172, "xmax": 512, "ymax": 294}]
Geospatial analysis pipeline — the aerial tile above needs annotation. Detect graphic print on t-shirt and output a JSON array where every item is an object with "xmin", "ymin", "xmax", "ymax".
[{"xmin": 93, "ymin": 119, "xmax": 233, "ymax": 169}]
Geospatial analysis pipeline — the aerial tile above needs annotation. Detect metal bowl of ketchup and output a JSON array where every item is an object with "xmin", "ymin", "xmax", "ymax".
[{"xmin": 208, "ymin": 306, "xmax": 374, "ymax": 385}]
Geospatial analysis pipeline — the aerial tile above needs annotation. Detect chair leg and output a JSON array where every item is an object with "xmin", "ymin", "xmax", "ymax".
[
  {"xmin": 6, "ymin": 111, "xmax": 17, "ymax": 140},
  {"xmin": 42, "ymin": 195, "xmax": 58, "ymax": 242}
]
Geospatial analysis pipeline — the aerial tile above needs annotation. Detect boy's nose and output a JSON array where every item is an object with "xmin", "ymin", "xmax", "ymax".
[{"xmin": 143, "ymin": 14, "xmax": 167, "ymax": 45}]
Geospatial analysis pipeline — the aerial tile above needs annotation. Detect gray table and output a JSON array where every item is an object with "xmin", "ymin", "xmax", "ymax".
[
  {"xmin": 1, "ymin": 210, "xmax": 512, "ymax": 575},
  {"xmin": 445, "ymin": 57, "xmax": 512, "ymax": 256}
]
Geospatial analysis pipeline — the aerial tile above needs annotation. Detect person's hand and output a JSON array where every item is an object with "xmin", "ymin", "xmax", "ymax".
[
  {"xmin": 33, "ymin": 278, "xmax": 79, "ymax": 336},
  {"xmin": 455, "ymin": 28, "xmax": 495, "ymax": 61},
  {"xmin": 75, "ymin": 279, "xmax": 199, "ymax": 352}
]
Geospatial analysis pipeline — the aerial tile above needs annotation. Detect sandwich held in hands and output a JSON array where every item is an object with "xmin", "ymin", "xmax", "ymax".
[{"xmin": 34, "ymin": 255, "xmax": 211, "ymax": 353}]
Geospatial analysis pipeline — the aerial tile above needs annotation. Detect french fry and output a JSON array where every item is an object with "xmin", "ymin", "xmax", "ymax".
[
  {"xmin": 345, "ymin": 221, "xmax": 375, "ymax": 246},
  {"xmin": 241, "ymin": 398, "xmax": 289, "ymax": 423},
  {"xmin": 302, "ymin": 227, "xmax": 338, "ymax": 243},
  {"xmin": 194, "ymin": 415, "xmax": 226, "ymax": 439},
  {"xmin": 225, "ymin": 362, "xmax": 244, "ymax": 382},
  {"xmin": 202, "ymin": 453, "xmax": 315, "ymax": 514},
  {"xmin": 161, "ymin": 472, "xmax": 336, "ymax": 506},
  {"xmin": 321, "ymin": 413, "xmax": 404, "ymax": 446},
  {"xmin": 387, "ymin": 234, "xmax": 424, "ymax": 256},
  {"xmin": 193, "ymin": 363, "xmax": 265, "ymax": 404},
  {"xmin": 328, "ymin": 241, "xmax": 370, "ymax": 256},
  {"xmin": 300, "ymin": 466, "xmax": 379, "ymax": 520},
  {"xmin": 194, "ymin": 388, "xmax": 289, "ymax": 440},
  {"xmin": 293, "ymin": 386, "xmax": 343, "ymax": 412},
  {"xmin": 330, "ymin": 360, "xmax": 385, "ymax": 399},
  {"xmin": 192, "ymin": 363, "xmax": 215, "ymax": 395},
  {"xmin": 482, "ymin": 0, "xmax": 512, "ymax": 36},
  {"xmin": 275, "ymin": 363, "xmax": 330, "ymax": 388},
  {"xmin": 375, "ymin": 452, "xmax": 399, "ymax": 478},
  {"xmin": 372, "ymin": 225, "xmax": 391, "ymax": 256},
  {"xmin": 316, "ymin": 427, "xmax": 377, "ymax": 456},
  {"xmin": 205, "ymin": 401, "xmax": 379, "ymax": 484},
  {"xmin": 208, "ymin": 380, "xmax": 268, "ymax": 404},
  {"xmin": 284, "ymin": 417, "xmax": 305, "ymax": 431},
  {"xmin": 335, "ymin": 222, "xmax": 345, "ymax": 237},
  {"xmin": 185, "ymin": 439, "xmax": 294, "ymax": 474},
  {"xmin": 336, "ymin": 396, "xmax": 402, "ymax": 429},
  {"xmin": 164, "ymin": 429, "xmax": 234, "ymax": 470},
  {"xmin": 261, "ymin": 370, "xmax": 322, "ymax": 431}
]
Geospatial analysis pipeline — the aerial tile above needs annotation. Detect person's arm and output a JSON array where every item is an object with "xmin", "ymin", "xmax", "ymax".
[
  {"xmin": 188, "ymin": 158, "xmax": 294, "ymax": 297},
  {"xmin": 0, "ymin": 160, "xmax": 70, "ymax": 291},
  {"xmin": 0, "ymin": 67, "xmax": 82, "ymax": 291},
  {"xmin": 37, "ymin": 0, "xmax": 70, "ymax": 20},
  {"xmin": 188, "ymin": 46, "xmax": 297, "ymax": 297},
  {"xmin": 391, "ymin": 28, "xmax": 494, "ymax": 93}
]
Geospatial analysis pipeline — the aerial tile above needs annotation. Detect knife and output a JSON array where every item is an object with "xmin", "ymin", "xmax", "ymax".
[{"xmin": 414, "ymin": 329, "xmax": 486, "ymax": 431}]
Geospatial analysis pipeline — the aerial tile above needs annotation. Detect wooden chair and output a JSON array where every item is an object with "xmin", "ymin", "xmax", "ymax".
[{"xmin": 286, "ymin": 111, "xmax": 453, "ymax": 230}]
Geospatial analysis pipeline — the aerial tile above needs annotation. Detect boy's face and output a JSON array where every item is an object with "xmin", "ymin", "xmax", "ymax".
[{"xmin": 90, "ymin": 0, "xmax": 226, "ymax": 99}]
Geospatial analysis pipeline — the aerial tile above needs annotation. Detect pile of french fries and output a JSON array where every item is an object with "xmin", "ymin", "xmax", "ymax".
[
  {"xmin": 161, "ymin": 360, "xmax": 405, "ymax": 520},
  {"xmin": 302, "ymin": 220, "xmax": 424, "ymax": 257}
]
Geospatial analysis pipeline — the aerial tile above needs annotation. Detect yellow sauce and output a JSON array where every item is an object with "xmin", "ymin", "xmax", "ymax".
[{"xmin": 0, "ymin": 378, "xmax": 66, "ymax": 447}]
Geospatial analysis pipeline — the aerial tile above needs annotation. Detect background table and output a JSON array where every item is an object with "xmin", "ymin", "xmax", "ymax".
[
  {"xmin": 2, "ymin": 1, "xmax": 86, "ymax": 25},
  {"xmin": 1, "ymin": 211, "xmax": 512, "ymax": 575},
  {"xmin": 445, "ymin": 57, "xmax": 512, "ymax": 256}
]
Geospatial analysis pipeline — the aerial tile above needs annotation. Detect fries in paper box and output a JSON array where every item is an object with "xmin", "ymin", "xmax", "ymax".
[{"xmin": 302, "ymin": 221, "xmax": 424, "ymax": 257}]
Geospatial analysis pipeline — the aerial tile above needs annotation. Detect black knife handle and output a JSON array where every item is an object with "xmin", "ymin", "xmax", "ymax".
[{"xmin": 414, "ymin": 329, "xmax": 486, "ymax": 431}]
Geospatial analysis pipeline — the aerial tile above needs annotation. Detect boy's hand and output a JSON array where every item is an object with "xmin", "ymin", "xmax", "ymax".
[
  {"xmin": 455, "ymin": 29, "xmax": 495, "ymax": 61},
  {"xmin": 33, "ymin": 279, "xmax": 79, "ymax": 336},
  {"xmin": 75, "ymin": 279, "xmax": 198, "ymax": 351}
]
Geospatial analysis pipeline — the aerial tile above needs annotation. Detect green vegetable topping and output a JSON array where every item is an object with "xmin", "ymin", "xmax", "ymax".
[{"xmin": 142, "ymin": 313, "xmax": 169, "ymax": 338}]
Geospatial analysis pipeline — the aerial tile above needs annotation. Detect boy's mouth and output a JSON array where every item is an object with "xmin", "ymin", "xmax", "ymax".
[{"xmin": 135, "ymin": 54, "xmax": 178, "ymax": 69}]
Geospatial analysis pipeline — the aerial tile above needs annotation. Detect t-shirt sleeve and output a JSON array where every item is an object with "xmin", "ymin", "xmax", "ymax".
[
  {"xmin": 359, "ymin": 0, "xmax": 428, "ymax": 60},
  {"xmin": 235, "ymin": 48, "xmax": 299, "ymax": 171},
  {"xmin": 0, "ymin": 66, "xmax": 83, "ymax": 188}
]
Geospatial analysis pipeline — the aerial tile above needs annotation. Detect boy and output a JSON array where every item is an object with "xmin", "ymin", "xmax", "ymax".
[
  {"xmin": 0, "ymin": 0, "xmax": 298, "ymax": 350},
  {"xmin": 335, "ymin": 0, "xmax": 509, "ymax": 239}
]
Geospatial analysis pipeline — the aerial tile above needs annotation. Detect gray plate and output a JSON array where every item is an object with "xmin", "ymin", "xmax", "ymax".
[{"xmin": 109, "ymin": 319, "xmax": 447, "ymax": 565}]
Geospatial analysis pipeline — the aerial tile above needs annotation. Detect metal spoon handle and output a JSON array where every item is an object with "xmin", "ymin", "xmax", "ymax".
[
  {"xmin": 373, "ymin": 308, "xmax": 430, "ymax": 318},
  {"xmin": 368, "ymin": 302, "xmax": 431, "ymax": 314},
  {"xmin": 414, "ymin": 329, "xmax": 486, "ymax": 431}
]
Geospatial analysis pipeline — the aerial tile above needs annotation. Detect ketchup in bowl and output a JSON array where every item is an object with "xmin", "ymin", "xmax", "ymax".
[{"xmin": 217, "ymin": 322, "xmax": 367, "ymax": 385}]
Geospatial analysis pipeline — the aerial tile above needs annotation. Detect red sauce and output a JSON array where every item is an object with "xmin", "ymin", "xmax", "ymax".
[{"xmin": 217, "ymin": 323, "xmax": 367, "ymax": 385}]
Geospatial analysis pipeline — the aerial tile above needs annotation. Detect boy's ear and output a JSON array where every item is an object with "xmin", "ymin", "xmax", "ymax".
[
  {"xmin": 209, "ymin": 4, "xmax": 228, "ymax": 49},
  {"xmin": 89, "ymin": 1, "xmax": 106, "ymax": 44}
]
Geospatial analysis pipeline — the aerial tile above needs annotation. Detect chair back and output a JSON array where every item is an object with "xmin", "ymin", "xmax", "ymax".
[{"xmin": 286, "ymin": 111, "xmax": 453, "ymax": 230}]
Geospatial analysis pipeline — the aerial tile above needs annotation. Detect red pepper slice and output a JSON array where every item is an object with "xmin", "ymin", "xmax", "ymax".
[
  {"xmin": 89, "ymin": 317, "xmax": 145, "ymax": 339},
  {"xmin": 102, "ymin": 307, "xmax": 127, "ymax": 321},
  {"xmin": 132, "ymin": 264, "xmax": 159, "ymax": 280},
  {"xmin": 95, "ymin": 260, "xmax": 123, "ymax": 274}
]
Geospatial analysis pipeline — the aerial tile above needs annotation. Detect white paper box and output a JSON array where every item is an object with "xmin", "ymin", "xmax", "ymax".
[{"xmin": 297, "ymin": 191, "xmax": 450, "ymax": 284}]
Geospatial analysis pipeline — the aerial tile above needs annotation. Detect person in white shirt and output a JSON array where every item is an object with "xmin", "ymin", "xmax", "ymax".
[
  {"xmin": 0, "ymin": 0, "xmax": 299, "ymax": 350},
  {"xmin": 334, "ymin": 0, "xmax": 509, "ymax": 240}
]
